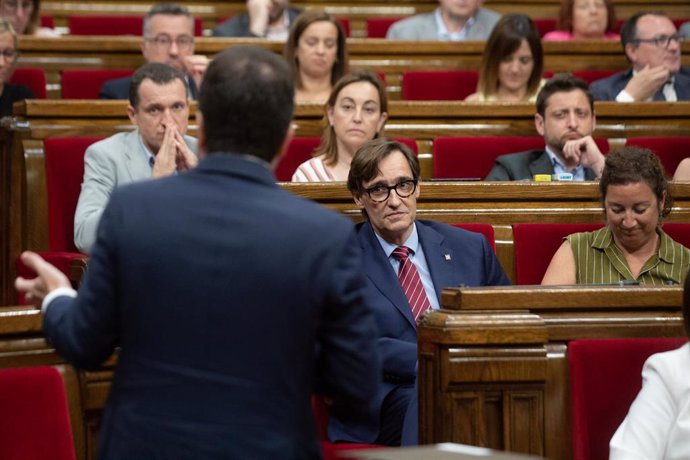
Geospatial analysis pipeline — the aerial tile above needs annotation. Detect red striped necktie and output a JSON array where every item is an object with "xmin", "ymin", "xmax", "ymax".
[{"xmin": 391, "ymin": 246, "xmax": 431, "ymax": 322}]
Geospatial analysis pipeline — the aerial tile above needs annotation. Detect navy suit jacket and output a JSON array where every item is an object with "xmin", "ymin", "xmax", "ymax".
[
  {"xmin": 589, "ymin": 68, "xmax": 690, "ymax": 101},
  {"xmin": 43, "ymin": 154, "xmax": 380, "ymax": 459},
  {"xmin": 485, "ymin": 149, "xmax": 598, "ymax": 181},
  {"xmin": 328, "ymin": 220, "xmax": 510, "ymax": 443},
  {"xmin": 99, "ymin": 75, "xmax": 198, "ymax": 100}
]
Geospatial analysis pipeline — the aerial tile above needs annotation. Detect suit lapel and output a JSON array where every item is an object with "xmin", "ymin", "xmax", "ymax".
[
  {"xmin": 675, "ymin": 72, "xmax": 690, "ymax": 100},
  {"xmin": 528, "ymin": 150, "xmax": 554, "ymax": 177},
  {"xmin": 123, "ymin": 130, "xmax": 151, "ymax": 182},
  {"xmin": 358, "ymin": 223, "xmax": 416, "ymax": 328},
  {"xmin": 417, "ymin": 222, "xmax": 456, "ymax": 303}
]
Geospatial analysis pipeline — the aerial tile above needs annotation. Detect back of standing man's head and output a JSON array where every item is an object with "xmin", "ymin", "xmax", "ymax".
[{"xmin": 198, "ymin": 46, "xmax": 295, "ymax": 162}]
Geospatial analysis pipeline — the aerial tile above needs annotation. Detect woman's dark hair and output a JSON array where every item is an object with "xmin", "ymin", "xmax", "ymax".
[{"xmin": 599, "ymin": 146, "xmax": 673, "ymax": 218}]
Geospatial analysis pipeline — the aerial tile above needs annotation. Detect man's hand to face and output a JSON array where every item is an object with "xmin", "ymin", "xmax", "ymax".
[
  {"xmin": 152, "ymin": 123, "xmax": 196, "ymax": 177},
  {"xmin": 247, "ymin": 0, "xmax": 273, "ymax": 36},
  {"xmin": 181, "ymin": 54, "xmax": 209, "ymax": 90},
  {"xmin": 561, "ymin": 135, "xmax": 605, "ymax": 178},
  {"xmin": 623, "ymin": 65, "xmax": 671, "ymax": 101},
  {"xmin": 173, "ymin": 127, "xmax": 198, "ymax": 171}
]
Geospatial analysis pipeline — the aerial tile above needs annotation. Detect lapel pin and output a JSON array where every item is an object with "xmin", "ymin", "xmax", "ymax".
[{"xmin": 444, "ymin": 254, "xmax": 451, "ymax": 261}]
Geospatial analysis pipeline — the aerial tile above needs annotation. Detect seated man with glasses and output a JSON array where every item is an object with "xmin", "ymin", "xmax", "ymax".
[
  {"xmin": 329, "ymin": 137, "xmax": 510, "ymax": 446},
  {"xmin": 590, "ymin": 11, "xmax": 689, "ymax": 101},
  {"xmin": 100, "ymin": 3, "xmax": 209, "ymax": 99},
  {"xmin": 0, "ymin": 17, "xmax": 33, "ymax": 116}
]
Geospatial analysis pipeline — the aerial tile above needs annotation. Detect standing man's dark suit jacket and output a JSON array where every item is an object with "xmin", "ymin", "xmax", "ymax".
[
  {"xmin": 485, "ymin": 149, "xmax": 598, "ymax": 181},
  {"xmin": 212, "ymin": 7, "xmax": 302, "ymax": 36},
  {"xmin": 43, "ymin": 154, "xmax": 380, "ymax": 460},
  {"xmin": 328, "ymin": 220, "xmax": 510, "ymax": 444},
  {"xmin": 589, "ymin": 68, "xmax": 690, "ymax": 101},
  {"xmin": 99, "ymin": 76, "xmax": 199, "ymax": 99}
]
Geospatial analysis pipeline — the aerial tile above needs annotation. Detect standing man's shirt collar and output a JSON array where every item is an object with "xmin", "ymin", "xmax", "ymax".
[
  {"xmin": 545, "ymin": 146, "xmax": 586, "ymax": 181},
  {"xmin": 435, "ymin": 7, "xmax": 475, "ymax": 41}
]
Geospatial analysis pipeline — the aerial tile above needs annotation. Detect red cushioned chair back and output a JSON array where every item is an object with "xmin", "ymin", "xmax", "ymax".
[
  {"xmin": 572, "ymin": 69, "xmax": 618, "ymax": 85},
  {"xmin": 402, "ymin": 70, "xmax": 479, "ymax": 101},
  {"xmin": 0, "ymin": 366, "xmax": 76, "ymax": 460},
  {"xmin": 44, "ymin": 137, "xmax": 103, "ymax": 252},
  {"xmin": 513, "ymin": 223, "xmax": 604, "ymax": 285},
  {"xmin": 366, "ymin": 17, "xmax": 403, "ymax": 38},
  {"xmin": 533, "ymin": 18, "xmax": 557, "ymax": 37},
  {"xmin": 10, "ymin": 67, "xmax": 47, "ymax": 99},
  {"xmin": 61, "ymin": 69, "xmax": 135, "ymax": 99},
  {"xmin": 624, "ymin": 137, "xmax": 690, "ymax": 177},
  {"xmin": 662, "ymin": 223, "xmax": 690, "ymax": 250},
  {"xmin": 40, "ymin": 15, "xmax": 55, "ymax": 28},
  {"xmin": 276, "ymin": 137, "xmax": 417, "ymax": 182},
  {"xmin": 569, "ymin": 337, "xmax": 688, "ymax": 460},
  {"xmin": 433, "ymin": 136, "xmax": 544, "ymax": 179},
  {"xmin": 451, "ymin": 223, "xmax": 496, "ymax": 252},
  {"xmin": 69, "ymin": 15, "xmax": 203, "ymax": 36}
]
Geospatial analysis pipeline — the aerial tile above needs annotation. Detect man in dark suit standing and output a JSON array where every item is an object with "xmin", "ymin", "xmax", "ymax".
[
  {"xmin": 486, "ymin": 74, "xmax": 606, "ymax": 181},
  {"xmin": 100, "ymin": 3, "xmax": 209, "ymax": 99},
  {"xmin": 590, "ymin": 12, "xmax": 689, "ymax": 102},
  {"xmin": 16, "ymin": 46, "xmax": 380, "ymax": 460},
  {"xmin": 329, "ymin": 138, "xmax": 510, "ymax": 446}
]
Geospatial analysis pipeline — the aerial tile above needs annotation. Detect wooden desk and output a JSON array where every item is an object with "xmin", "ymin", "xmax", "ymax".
[
  {"xmin": 418, "ymin": 285, "xmax": 686, "ymax": 459},
  {"xmin": 16, "ymin": 37, "xmax": 690, "ymax": 99},
  {"xmin": 0, "ymin": 286, "xmax": 684, "ymax": 460}
]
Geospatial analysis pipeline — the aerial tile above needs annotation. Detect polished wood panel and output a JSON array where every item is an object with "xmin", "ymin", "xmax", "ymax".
[{"xmin": 419, "ymin": 286, "xmax": 686, "ymax": 459}]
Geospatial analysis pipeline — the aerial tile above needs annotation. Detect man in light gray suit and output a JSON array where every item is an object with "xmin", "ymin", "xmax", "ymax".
[
  {"xmin": 75, "ymin": 63, "xmax": 197, "ymax": 253},
  {"xmin": 386, "ymin": 0, "xmax": 500, "ymax": 41}
]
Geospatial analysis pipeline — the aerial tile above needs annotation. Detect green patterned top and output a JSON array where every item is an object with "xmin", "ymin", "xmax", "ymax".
[{"xmin": 566, "ymin": 226, "xmax": 690, "ymax": 285}]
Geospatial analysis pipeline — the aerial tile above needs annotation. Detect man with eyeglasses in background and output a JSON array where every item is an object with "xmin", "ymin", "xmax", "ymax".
[
  {"xmin": 590, "ymin": 11, "xmax": 689, "ymax": 101},
  {"xmin": 329, "ymin": 137, "xmax": 510, "ymax": 447},
  {"xmin": 99, "ymin": 3, "xmax": 209, "ymax": 99}
]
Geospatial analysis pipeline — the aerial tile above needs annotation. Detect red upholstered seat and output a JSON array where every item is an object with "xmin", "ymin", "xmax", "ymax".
[
  {"xmin": 569, "ymin": 338, "xmax": 688, "ymax": 460},
  {"xmin": 451, "ymin": 223, "xmax": 496, "ymax": 252},
  {"xmin": 10, "ymin": 67, "xmax": 47, "ymax": 99},
  {"xmin": 533, "ymin": 18, "xmax": 557, "ymax": 37},
  {"xmin": 277, "ymin": 137, "xmax": 417, "ymax": 182},
  {"xmin": 69, "ymin": 15, "xmax": 204, "ymax": 36},
  {"xmin": 662, "ymin": 223, "xmax": 690, "ymax": 250},
  {"xmin": 16, "ymin": 137, "xmax": 101, "ymax": 303},
  {"xmin": 402, "ymin": 70, "xmax": 479, "ymax": 101},
  {"xmin": 512, "ymin": 223, "xmax": 603, "ymax": 285},
  {"xmin": 0, "ymin": 366, "xmax": 76, "ymax": 460},
  {"xmin": 624, "ymin": 137, "xmax": 690, "ymax": 177},
  {"xmin": 40, "ymin": 15, "xmax": 55, "ymax": 28},
  {"xmin": 312, "ymin": 395, "xmax": 382, "ymax": 460},
  {"xmin": 572, "ymin": 69, "xmax": 618, "ymax": 85},
  {"xmin": 433, "ymin": 136, "xmax": 545, "ymax": 179},
  {"xmin": 366, "ymin": 17, "xmax": 403, "ymax": 38},
  {"xmin": 61, "ymin": 69, "xmax": 135, "ymax": 99}
]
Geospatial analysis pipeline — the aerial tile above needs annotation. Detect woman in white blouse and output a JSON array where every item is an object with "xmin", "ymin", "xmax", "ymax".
[{"xmin": 609, "ymin": 275, "xmax": 690, "ymax": 460}]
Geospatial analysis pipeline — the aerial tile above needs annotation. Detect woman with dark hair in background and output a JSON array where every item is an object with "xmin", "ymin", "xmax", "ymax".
[
  {"xmin": 284, "ymin": 10, "xmax": 348, "ymax": 104},
  {"xmin": 543, "ymin": 0, "xmax": 618, "ymax": 40},
  {"xmin": 465, "ymin": 14, "xmax": 544, "ymax": 102}
]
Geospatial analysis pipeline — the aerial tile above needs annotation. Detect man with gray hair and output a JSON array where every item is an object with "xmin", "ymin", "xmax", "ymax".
[{"xmin": 100, "ymin": 3, "xmax": 209, "ymax": 99}]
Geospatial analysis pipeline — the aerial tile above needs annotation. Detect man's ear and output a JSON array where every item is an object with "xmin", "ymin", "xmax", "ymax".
[
  {"xmin": 127, "ymin": 104, "xmax": 137, "ymax": 125},
  {"xmin": 353, "ymin": 193, "xmax": 365, "ymax": 209},
  {"xmin": 534, "ymin": 113, "xmax": 545, "ymax": 137},
  {"xmin": 270, "ymin": 123, "xmax": 295, "ymax": 170},
  {"xmin": 196, "ymin": 112, "xmax": 207, "ymax": 159}
]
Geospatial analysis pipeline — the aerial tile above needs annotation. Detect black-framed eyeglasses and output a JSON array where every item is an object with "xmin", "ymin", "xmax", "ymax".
[
  {"xmin": 364, "ymin": 179, "xmax": 417, "ymax": 203},
  {"xmin": 634, "ymin": 34, "xmax": 683, "ymax": 49}
]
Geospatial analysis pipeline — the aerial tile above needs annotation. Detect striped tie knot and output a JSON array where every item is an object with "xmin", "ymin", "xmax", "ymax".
[{"xmin": 392, "ymin": 246, "xmax": 411, "ymax": 262}]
